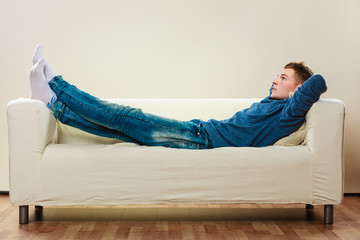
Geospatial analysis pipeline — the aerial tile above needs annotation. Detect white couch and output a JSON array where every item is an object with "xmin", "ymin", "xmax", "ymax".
[{"xmin": 6, "ymin": 98, "xmax": 345, "ymax": 224}]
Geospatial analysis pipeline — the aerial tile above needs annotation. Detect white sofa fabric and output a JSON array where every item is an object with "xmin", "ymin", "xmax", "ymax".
[{"xmin": 7, "ymin": 98, "xmax": 345, "ymax": 223}]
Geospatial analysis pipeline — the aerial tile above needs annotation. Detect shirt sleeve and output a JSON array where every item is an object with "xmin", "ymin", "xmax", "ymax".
[{"xmin": 282, "ymin": 74, "xmax": 328, "ymax": 119}]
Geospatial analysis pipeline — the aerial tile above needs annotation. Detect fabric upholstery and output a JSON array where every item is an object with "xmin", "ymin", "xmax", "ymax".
[{"xmin": 6, "ymin": 98, "xmax": 345, "ymax": 206}]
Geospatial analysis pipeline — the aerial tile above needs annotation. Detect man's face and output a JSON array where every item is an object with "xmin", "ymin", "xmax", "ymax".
[{"xmin": 271, "ymin": 68, "xmax": 302, "ymax": 100}]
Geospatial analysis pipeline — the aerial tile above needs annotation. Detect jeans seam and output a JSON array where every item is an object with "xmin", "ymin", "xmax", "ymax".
[
  {"xmin": 51, "ymin": 82, "xmax": 139, "ymax": 119},
  {"xmin": 51, "ymin": 98, "xmax": 118, "ymax": 138},
  {"xmin": 60, "ymin": 113, "xmax": 116, "ymax": 138}
]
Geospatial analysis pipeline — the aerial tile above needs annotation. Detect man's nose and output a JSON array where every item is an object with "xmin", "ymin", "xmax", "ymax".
[{"xmin": 273, "ymin": 78, "xmax": 279, "ymax": 85}]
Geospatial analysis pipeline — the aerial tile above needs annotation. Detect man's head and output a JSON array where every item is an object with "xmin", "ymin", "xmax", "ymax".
[{"xmin": 271, "ymin": 62, "xmax": 314, "ymax": 100}]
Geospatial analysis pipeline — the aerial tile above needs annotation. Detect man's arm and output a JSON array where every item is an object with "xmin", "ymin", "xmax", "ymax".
[{"xmin": 282, "ymin": 74, "xmax": 328, "ymax": 119}]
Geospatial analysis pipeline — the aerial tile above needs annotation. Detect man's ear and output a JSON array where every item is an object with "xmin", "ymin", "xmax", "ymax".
[{"xmin": 294, "ymin": 83, "xmax": 302, "ymax": 92}]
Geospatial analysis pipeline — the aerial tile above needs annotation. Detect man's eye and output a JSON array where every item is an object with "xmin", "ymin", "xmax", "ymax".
[{"xmin": 282, "ymin": 77, "xmax": 286, "ymax": 80}]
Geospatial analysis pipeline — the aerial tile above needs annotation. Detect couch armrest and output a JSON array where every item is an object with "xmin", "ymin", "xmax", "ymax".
[
  {"xmin": 304, "ymin": 99, "xmax": 345, "ymax": 205},
  {"xmin": 6, "ymin": 98, "xmax": 57, "ymax": 205}
]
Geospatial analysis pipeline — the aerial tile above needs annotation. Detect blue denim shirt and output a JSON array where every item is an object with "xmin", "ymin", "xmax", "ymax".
[{"xmin": 200, "ymin": 74, "xmax": 328, "ymax": 148}]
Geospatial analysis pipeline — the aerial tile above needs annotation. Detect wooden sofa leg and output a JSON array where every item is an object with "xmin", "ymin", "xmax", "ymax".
[
  {"xmin": 324, "ymin": 205, "xmax": 334, "ymax": 224},
  {"xmin": 19, "ymin": 205, "xmax": 29, "ymax": 224}
]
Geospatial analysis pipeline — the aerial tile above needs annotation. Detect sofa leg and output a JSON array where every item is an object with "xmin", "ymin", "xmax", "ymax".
[
  {"xmin": 306, "ymin": 204, "xmax": 314, "ymax": 209},
  {"xmin": 19, "ymin": 205, "xmax": 29, "ymax": 224},
  {"xmin": 35, "ymin": 205, "xmax": 43, "ymax": 221},
  {"xmin": 324, "ymin": 205, "xmax": 333, "ymax": 224},
  {"xmin": 35, "ymin": 205, "xmax": 43, "ymax": 211}
]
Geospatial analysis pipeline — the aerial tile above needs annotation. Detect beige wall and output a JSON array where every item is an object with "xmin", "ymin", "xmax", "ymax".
[{"xmin": 1, "ymin": 0, "xmax": 359, "ymax": 192}]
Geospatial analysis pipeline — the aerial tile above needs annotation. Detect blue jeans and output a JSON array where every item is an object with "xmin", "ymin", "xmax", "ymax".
[{"xmin": 48, "ymin": 76, "xmax": 212, "ymax": 149}]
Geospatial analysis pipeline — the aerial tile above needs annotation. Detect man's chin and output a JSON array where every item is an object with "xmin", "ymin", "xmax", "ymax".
[{"xmin": 271, "ymin": 94, "xmax": 283, "ymax": 100}]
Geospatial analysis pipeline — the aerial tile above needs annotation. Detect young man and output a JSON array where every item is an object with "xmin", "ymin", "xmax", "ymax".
[{"xmin": 30, "ymin": 45, "xmax": 327, "ymax": 149}]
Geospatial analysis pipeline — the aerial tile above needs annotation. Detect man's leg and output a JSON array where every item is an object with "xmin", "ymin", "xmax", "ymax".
[
  {"xmin": 49, "ymin": 76, "xmax": 210, "ymax": 149},
  {"xmin": 30, "ymin": 45, "xmax": 211, "ymax": 149},
  {"xmin": 51, "ymin": 99, "xmax": 140, "ymax": 143},
  {"xmin": 30, "ymin": 47, "xmax": 138, "ymax": 143}
]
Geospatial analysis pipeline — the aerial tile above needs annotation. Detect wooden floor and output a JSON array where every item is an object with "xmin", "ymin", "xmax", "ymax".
[{"xmin": 1, "ymin": 194, "xmax": 360, "ymax": 240}]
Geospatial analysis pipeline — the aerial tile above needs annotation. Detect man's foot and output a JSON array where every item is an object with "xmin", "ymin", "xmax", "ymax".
[
  {"xmin": 32, "ymin": 44, "xmax": 56, "ymax": 82},
  {"xmin": 30, "ymin": 58, "xmax": 57, "ymax": 108},
  {"xmin": 32, "ymin": 44, "xmax": 44, "ymax": 65}
]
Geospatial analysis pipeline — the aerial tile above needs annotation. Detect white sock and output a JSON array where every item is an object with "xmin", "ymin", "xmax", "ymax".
[
  {"xmin": 30, "ymin": 59, "xmax": 57, "ymax": 108},
  {"xmin": 32, "ymin": 44, "xmax": 43, "ymax": 65},
  {"xmin": 32, "ymin": 44, "xmax": 56, "ymax": 82}
]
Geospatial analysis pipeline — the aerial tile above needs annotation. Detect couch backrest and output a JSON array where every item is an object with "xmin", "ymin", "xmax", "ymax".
[{"xmin": 56, "ymin": 98, "xmax": 262, "ymax": 144}]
